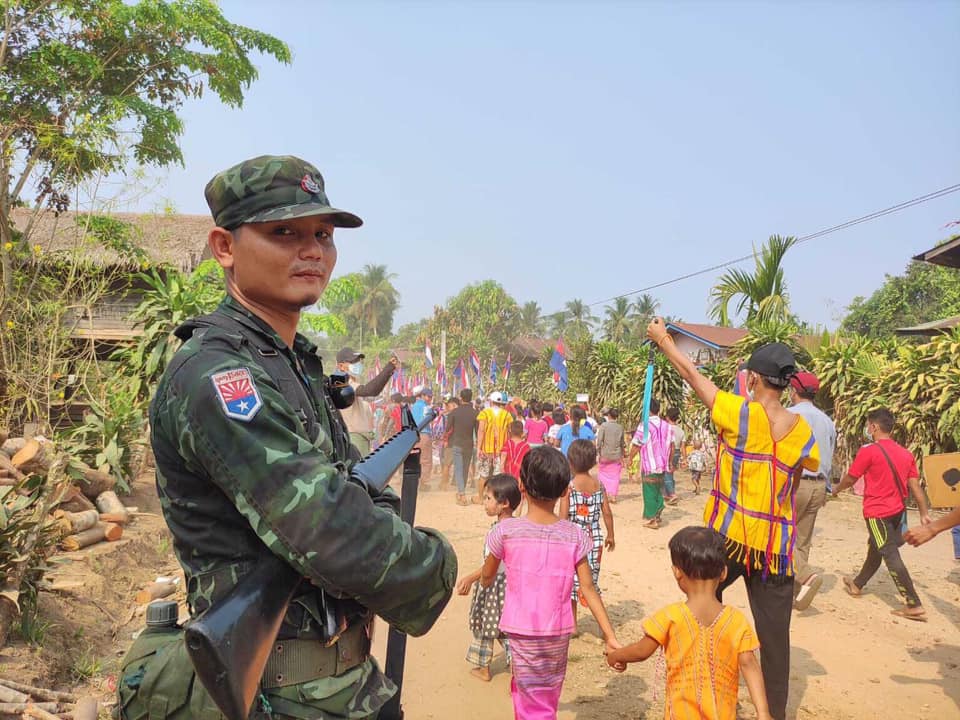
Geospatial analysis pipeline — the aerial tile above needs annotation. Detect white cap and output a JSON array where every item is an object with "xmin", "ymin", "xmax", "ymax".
[
  {"xmin": 488, "ymin": 390, "xmax": 508, "ymax": 404},
  {"xmin": 412, "ymin": 385, "xmax": 425, "ymax": 396}
]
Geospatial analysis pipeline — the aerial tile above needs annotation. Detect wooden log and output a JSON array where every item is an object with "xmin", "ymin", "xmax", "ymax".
[
  {"xmin": 0, "ymin": 685, "xmax": 28, "ymax": 704},
  {"xmin": 0, "ymin": 438, "xmax": 25, "ymax": 458},
  {"xmin": 0, "ymin": 454, "xmax": 24, "ymax": 484},
  {"xmin": 56, "ymin": 486, "xmax": 96, "ymax": 514},
  {"xmin": 0, "ymin": 429, "xmax": 6, "ymax": 447},
  {"xmin": 76, "ymin": 466, "xmax": 113, "ymax": 500},
  {"xmin": 0, "ymin": 680, "xmax": 75, "ymax": 704},
  {"xmin": 11, "ymin": 439, "xmax": 51, "ymax": 476},
  {"xmin": 60, "ymin": 510, "xmax": 99, "ymax": 534},
  {"xmin": 71, "ymin": 698, "xmax": 97, "ymax": 720},
  {"xmin": 0, "ymin": 596, "xmax": 16, "ymax": 649},
  {"xmin": 23, "ymin": 704, "xmax": 63, "ymax": 720},
  {"xmin": 98, "ymin": 512, "xmax": 130, "ymax": 524},
  {"xmin": 0, "ymin": 703, "xmax": 59, "ymax": 714},
  {"xmin": 60, "ymin": 522, "xmax": 122, "ymax": 551},
  {"xmin": 135, "ymin": 581, "xmax": 176, "ymax": 605},
  {"xmin": 94, "ymin": 492, "xmax": 128, "ymax": 524}
]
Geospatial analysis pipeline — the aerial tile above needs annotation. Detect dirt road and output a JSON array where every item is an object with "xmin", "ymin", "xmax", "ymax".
[{"xmin": 4, "ymin": 473, "xmax": 957, "ymax": 719}]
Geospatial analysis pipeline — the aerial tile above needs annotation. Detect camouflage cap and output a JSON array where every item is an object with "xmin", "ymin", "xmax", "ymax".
[{"xmin": 204, "ymin": 155, "xmax": 363, "ymax": 230}]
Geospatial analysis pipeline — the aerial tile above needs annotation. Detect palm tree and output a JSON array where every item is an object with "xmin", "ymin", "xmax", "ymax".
[
  {"xmin": 564, "ymin": 298, "xmax": 597, "ymax": 338},
  {"xmin": 602, "ymin": 297, "xmax": 634, "ymax": 344},
  {"xmin": 350, "ymin": 264, "xmax": 400, "ymax": 342},
  {"xmin": 546, "ymin": 311, "xmax": 569, "ymax": 338},
  {"xmin": 630, "ymin": 293, "xmax": 659, "ymax": 336},
  {"xmin": 519, "ymin": 301, "xmax": 545, "ymax": 336},
  {"xmin": 709, "ymin": 235, "xmax": 799, "ymax": 326}
]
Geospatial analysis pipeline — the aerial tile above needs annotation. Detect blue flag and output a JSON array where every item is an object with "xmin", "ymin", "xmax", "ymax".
[
  {"xmin": 489, "ymin": 358, "xmax": 499, "ymax": 385},
  {"xmin": 550, "ymin": 339, "xmax": 568, "ymax": 391}
]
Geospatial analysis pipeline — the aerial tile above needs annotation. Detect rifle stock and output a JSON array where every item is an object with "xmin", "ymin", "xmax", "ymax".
[{"xmin": 185, "ymin": 406, "xmax": 435, "ymax": 720}]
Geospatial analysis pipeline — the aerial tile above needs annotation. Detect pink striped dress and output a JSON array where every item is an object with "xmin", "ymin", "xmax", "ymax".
[{"xmin": 486, "ymin": 517, "xmax": 592, "ymax": 719}]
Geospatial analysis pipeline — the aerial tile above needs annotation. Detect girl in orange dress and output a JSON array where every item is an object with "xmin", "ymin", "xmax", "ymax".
[{"xmin": 607, "ymin": 526, "xmax": 772, "ymax": 720}]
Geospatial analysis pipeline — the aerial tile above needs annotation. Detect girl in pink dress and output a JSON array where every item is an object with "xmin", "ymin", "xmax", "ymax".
[{"xmin": 482, "ymin": 445, "xmax": 621, "ymax": 719}]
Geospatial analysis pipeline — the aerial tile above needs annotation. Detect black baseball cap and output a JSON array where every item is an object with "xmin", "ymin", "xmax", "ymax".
[
  {"xmin": 336, "ymin": 346, "xmax": 364, "ymax": 364},
  {"xmin": 746, "ymin": 343, "xmax": 796, "ymax": 387}
]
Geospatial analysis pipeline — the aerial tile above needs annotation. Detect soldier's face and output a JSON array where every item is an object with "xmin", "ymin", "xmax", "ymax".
[{"xmin": 226, "ymin": 216, "xmax": 338, "ymax": 310}]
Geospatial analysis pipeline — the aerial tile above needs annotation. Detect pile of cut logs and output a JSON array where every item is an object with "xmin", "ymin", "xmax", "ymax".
[
  {"xmin": 0, "ymin": 678, "xmax": 96, "ymax": 719},
  {"xmin": 0, "ymin": 435, "xmax": 134, "ymax": 551}
]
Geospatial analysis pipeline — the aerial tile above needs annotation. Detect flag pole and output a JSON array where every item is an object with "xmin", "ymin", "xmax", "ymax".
[
  {"xmin": 440, "ymin": 331, "xmax": 447, "ymax": 393},
  {"xmin": 641, "ymin": 343, "xmax": 656, "ymax": 443}
]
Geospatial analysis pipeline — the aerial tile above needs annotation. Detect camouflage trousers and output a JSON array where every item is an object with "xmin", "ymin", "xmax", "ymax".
[{"xmin": 117, "ymin": 625, "xmax": 394, "ymax": 720}]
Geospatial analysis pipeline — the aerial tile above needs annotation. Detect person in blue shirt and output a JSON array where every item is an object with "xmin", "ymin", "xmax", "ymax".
[
  {"xmin": 557, "ymin": 406, "xmax": 596, "ymax": 455},
  {"xmin": 786, "ymin": 372, "xmax": 836, "ymax": 612},
  {"xmin": 411, "ymin": 386, "xmax": 435, "ymax": 479}
]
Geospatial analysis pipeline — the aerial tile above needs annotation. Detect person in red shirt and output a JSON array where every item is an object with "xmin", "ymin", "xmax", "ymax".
[
  {"xmin": 831, "ymin": 407, "xmax": 931, "ymax": 621},
  {"xmin": 387, "ymin": 392, "xmax": 404, "ymax": 433},
  {"xmin": 500, "ymin": 421, "xmax": 531, "ymax": 478}
]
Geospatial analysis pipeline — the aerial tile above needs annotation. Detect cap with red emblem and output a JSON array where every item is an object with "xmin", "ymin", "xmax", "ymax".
[{"xmin": 204, "ymin": 155, "xmax": 363, "ymax": 230}]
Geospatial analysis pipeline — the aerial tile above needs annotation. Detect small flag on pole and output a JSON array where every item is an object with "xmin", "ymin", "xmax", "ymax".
[
  {"xmin": 424, "ymin": 340, "xmax": 434, "ymax": 368},
  {"xmin": 469, "ymin": 349, "xmax": 483, "ymax": 395},
  {"xmin": 550, "ymin": 339, "xmax": 568, "ymax": 391},
  {"xmin": 503, "ymin": 353, "xmax": 511, "ymax": 383},
  {"xmin": 489, "ymin": 357, "xmax": 499, "ymax": 386}
]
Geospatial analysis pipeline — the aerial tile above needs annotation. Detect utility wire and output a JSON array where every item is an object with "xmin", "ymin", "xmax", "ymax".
[{"xmin": 586, "ymin": 183, "xmax": 960, "ymax": 308}]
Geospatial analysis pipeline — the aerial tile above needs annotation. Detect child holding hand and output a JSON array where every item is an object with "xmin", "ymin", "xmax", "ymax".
[
  {"xmin": 607, "ymin": 526, "xmax": 772, "ymax": 720},
  {"xmin": 457, "ymin": 473, "xmax": 522, "ymax": 682},
  {"xmin": 482, "ymin": 446, "xmax": 621, "ymax": 719}
]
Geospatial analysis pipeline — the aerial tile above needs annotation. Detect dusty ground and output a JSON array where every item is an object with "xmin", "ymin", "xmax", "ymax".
[{"xmin": 1, "ymin": 471, "xmax": 957, "ymax": 719}]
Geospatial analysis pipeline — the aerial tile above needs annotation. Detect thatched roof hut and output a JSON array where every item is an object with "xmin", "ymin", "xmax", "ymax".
[
  {"xmin": 9, "ymin": 207, "xmax": 212, "ymax": 272},
  {"xmin": 9, "ymin": 208, "xmax": 213, "ymax": 342}
]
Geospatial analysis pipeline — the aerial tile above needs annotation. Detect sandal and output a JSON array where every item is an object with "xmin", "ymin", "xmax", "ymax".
[
  {"xmin": 891, "ymin": 608, "xmax": 928, "ymax": 622},
  {"xmin": 842, "ymin": 576, "xmax": 862, "ymax": 598},
  {"xmin": 456, "ymin": 495, "xmax": 470, "ymax": 506}
]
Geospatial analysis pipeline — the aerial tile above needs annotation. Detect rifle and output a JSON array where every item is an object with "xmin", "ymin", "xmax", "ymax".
[{"xmin": 185, "ymin": 406, "xmax": 435, "ymax": 720}]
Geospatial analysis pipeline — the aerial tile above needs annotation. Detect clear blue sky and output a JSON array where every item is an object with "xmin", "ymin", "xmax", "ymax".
[{"xmin": 137, "ymin": 0, "xmax": 960, "ymax": 333}]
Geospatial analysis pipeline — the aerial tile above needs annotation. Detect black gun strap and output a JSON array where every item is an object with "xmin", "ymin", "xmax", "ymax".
[
  {"xmin": 186, "ymin": 312, "xmax": 323, "ymax": 443},
  {"xmin": 874, "ymin": 441, "xmax": 909, "ymax": 504}
]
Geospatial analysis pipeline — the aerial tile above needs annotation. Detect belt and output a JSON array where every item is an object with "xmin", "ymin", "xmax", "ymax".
[
  {"xmin": 801, "ymin": 474, "xmax": 826, "ymax": 481},
  {"xmin": 261, "ymin": 621, "xmax": 371, "ymax": 689}
]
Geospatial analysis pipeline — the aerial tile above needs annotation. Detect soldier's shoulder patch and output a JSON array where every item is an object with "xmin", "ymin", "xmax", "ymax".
[{"xmin": 211, "ymin": 367, "xmax": 263, "ymax": 422}]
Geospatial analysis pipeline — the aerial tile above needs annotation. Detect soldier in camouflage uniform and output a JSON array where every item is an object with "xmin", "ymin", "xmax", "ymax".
[{"xmin": 118, "ymin": 155, "xmax": 456, "ymax": 719}]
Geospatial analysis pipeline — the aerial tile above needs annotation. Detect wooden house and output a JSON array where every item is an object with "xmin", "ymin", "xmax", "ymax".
[
  {"xmin": 11, "ymin": 208, "xmax": 212, "ymax": 350},
  {"xmin": 665, "ymin": 322, "xmax": 748, "ymax": 365}
]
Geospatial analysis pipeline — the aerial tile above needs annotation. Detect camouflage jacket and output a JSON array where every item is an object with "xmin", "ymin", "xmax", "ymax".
[{"xmin": 149, "ymin": 295, "xmax": 456, "ymax": 717}]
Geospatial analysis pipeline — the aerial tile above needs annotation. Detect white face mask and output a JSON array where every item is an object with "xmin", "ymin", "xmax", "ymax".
[
  {"xmin": 349, "ymin": 362, "xmax": 363, "ymax": 376},
  {"xmin": 864, "ymin": 425, "xmax": 874, "ymax": 442}
]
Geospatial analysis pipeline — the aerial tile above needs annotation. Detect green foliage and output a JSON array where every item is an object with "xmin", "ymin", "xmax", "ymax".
[
  {"xmin": 511, "ymin": 338, "xmax": 684, "ymax": 430},
  {"xmin": 518, "ymin": 301, "xmax": 545, "ymax": 336},
  {"xmin": 0, "ymin": 475, "xmax": 61, "ymax": 638},
  {"xmin": 79, "ymin": 214, "xmax": 147, "ymax": 263},
  {"xmin": 0, "ymin": 0, "xmax": 291, "ymax": 209},
  {"xmin": 425, "ymin": 280, "xmax": 521, "ymax": 361},
  {"xmin": 299, "ymin": 273, "xmax": 363, "ymax": 339},
  {"xmin": 709, "ymin": 235, "xmax": 798, "ymax": 325},
  {"xmin": 707, "ymin": 316, "xmax": 814, "ymax": 391},
  {"xmin": 841, "ymin": 257, "xmax": 960, "ymax": 338},
  {"xmin": 814, "ymin": 330, "xmax": 960, "ymax": 471},
  {"xmin": 117, "ymin": 261, "xmax": 223, "ymax": 399},
  {"xmin": 63, "ymin": 376, "xmax": 145, "ymax": 491}
]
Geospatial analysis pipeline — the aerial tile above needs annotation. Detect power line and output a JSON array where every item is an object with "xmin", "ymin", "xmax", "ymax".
[{"xmin": 586, "ymin": 183, "xmax": 960, "ymax": 308}]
